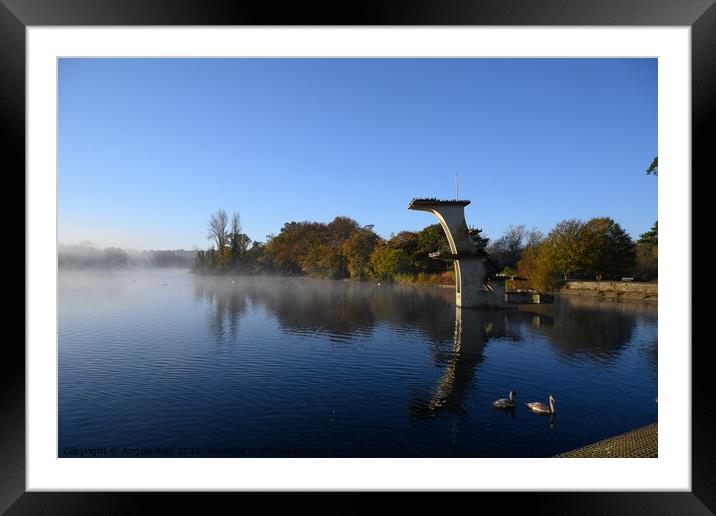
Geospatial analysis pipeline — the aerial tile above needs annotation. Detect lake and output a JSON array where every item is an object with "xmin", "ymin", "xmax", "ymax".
[{"xmin": 59, "ymin": 269, "xmax": 657, "ymax": 458}]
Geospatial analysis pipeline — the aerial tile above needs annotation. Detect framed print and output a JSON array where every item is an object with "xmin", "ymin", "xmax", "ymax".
[{"xmin": 4, "ymin": 0, "xmax": 712, "ymax": 512}]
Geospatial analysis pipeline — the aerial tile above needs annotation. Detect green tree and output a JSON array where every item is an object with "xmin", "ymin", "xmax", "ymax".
[
  {"xmin": 646, "ymin": 156, "xmax": 658, "ymax": 176},
  {"xmin": 635, "ymin": 243, "xmax": 658, "ymax": 281},
  {"xmin": 386, "ymin": 231, "xmax": 419, "ymax": 273},
  {"xmin": 370, "ymin": 244, "xmax": 411, "ymax": 281},
  {"xmin": 638, "ymin": 221, "xmax": 658, "ymax": 257},
  {"xmin": 635, "ymin": 221, "xmax": 658, "ymax": 280},
  {"xmin": 413, "ymin": 224, "xmax": 450, "ymax": 273},
  {"xmin": 579, "ymin": 217, "xmax": 635, "ymax": 280},
  {"xmin": 467, "ymin": 226, "xmax": 490, "ymax": 255}
]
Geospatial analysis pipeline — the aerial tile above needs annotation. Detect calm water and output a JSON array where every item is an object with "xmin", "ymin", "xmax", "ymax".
[{"xmin": 59, "ymin": 269, "xmax": 657, "ymax": 458}]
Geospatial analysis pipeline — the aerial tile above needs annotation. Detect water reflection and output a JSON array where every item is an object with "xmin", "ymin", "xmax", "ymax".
[
  {"xmin": 193, "ymin": 275, "xmax": 458, "ymax": 344},
  {"xmin": 247, "ymin": 278, "xmax": 380, "ymax": 342},
  {"xmin": 60, "ymin": 271, "xmax": 657, "ymax": 457},
  {"xmin": 411, "ymin": 308, "xmax": 490, "ymax": 416},
  {"xmin": 410, "ymin": 307, "xmax": 554, "ymax": 418},
  {"xmin": 192, "ymin": 276, "xmax": 656, "ymax": 422},
  {"xmin": 525, "ymin": 296, "xmax": 655, "ymax": 363},
  {"xmin": 193, "ymin": 278, "xmax": 249, "ymax": 339}
]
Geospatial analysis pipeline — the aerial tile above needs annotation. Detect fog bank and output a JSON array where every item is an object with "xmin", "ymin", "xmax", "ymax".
[{"xmin": 58, "ymin": 242, "xmax": 194, "ymax": 269}]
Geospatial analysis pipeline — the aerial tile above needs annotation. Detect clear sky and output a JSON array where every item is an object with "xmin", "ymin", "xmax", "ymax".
[{"xmin": 58, "ymin": 58, "xmax": 657, "ymax": 250}]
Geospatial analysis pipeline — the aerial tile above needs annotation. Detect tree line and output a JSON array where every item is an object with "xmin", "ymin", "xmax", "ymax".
[
  {"xmin": 193, "ymin": 209, "xmax": 475, "ymax": 284},
  {"xmin": 194, "ymin": 209, "xmax": 658, "ymax": 289},
  {"xmin": 514, "ymin": 218, "xmax": 657, "ymax": 291}
]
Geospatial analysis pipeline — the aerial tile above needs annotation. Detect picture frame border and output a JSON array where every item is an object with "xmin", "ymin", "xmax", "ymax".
[{"xmin": 4, "ymin": 0, "xmax": 711, "ymax": 512}]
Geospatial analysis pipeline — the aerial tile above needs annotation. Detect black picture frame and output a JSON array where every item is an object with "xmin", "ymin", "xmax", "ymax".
[{"xmin": 4, "ymin": 0, "xmax": 710, "ymax": 512}]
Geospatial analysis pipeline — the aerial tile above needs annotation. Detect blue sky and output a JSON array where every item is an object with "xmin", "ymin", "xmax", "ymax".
[{"xmin": 58, "ymin": 58, "xmax": 657, "ymax": 250}]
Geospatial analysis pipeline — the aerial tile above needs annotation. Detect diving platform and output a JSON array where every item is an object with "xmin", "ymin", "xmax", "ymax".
[{"xmin": 408, "ymin": 197, "xmax": 553, "ymax": 309}]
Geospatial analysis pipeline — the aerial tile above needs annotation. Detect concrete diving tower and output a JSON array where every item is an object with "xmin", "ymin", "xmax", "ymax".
[{"xmin": 408, "ymin": 197, "xmax": 508, "ymax": 309}]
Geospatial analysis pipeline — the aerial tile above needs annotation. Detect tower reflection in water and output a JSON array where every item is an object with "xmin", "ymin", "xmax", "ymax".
[
  {"xmin": 409, "ymin": 306, "xmax": 554, "ymax": 419},
  {"xmin": 415, "ymin": 307, "xmax": 492, "ymax": 416}
]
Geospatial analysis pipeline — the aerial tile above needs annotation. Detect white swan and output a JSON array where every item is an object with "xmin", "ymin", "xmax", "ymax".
[
  {"xmin": 492, "ymin": 390, "xmax": 517, "ymax": 409},
  {"xmin": 526, "ymin": 395, "xmax": 556, "ymax": 414}
]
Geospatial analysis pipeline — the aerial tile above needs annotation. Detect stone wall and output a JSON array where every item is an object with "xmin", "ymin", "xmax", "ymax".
[{"xmin": 560, "ymin": 280, "xmax": 657, "ymax": 303}]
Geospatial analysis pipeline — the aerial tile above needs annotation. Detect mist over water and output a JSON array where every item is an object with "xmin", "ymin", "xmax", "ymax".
[
  {"xmin": 58, "ymin": 243, "xmax": 194, "ymax": 269},
  {"xmin": 59, "ymin": 269, "xmax": 657, "ymax": 457}
]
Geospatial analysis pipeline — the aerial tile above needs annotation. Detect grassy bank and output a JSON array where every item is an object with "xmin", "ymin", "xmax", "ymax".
[{"xmin": 393, "ymin": 271, "xmax": 455, "ymax": 287}]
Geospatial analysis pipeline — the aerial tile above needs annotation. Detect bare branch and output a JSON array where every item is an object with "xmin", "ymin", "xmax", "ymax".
[{"xmin": 208, "ymin": 209, "xmax": 228, "ymax": 249}]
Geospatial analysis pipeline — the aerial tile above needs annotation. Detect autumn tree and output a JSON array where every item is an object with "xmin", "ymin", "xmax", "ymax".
[
  {"xmin": 293, "ymin": 217, "xmax": 361, "ymax": 278},
  {"xmin": 264, "ymin": 221, "xmax": 325, "ymax": 274},
  {"xmin": 263, "ymin": 216, "xmax": 376, "ymax": 279},
  {"xmin": 541, "ymin": 219, "xmax": 586, "ymax": 280},
  {"xmin": 343, "ymin": 226, "xmax": 382, "ymax": 279},
  {"xmin": 388, "ymin": 231, "xmax": 419, "ymax": 251},
  {"xmin": 300, "ymin": 242, "xmax": 342, "ymax": 278},
  {"xmin": 327, "ymin": 216, "xmax": 361, "ymax": 242},
  {"xmin": 517, "ymin": 242, "xmax": 559, "ymax": 292},
  {"xmin": 322, "ymin": 216, "xmax": 362, "ymax": 277}
]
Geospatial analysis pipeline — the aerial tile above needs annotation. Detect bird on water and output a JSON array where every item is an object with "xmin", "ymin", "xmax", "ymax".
[
  {"xmin": 526, "ymin": 395, "xmax": 556, "ymax": 414},
  {"xmin": 492, "ymin": 390, "xmax": 517, "ymax": 409}
]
